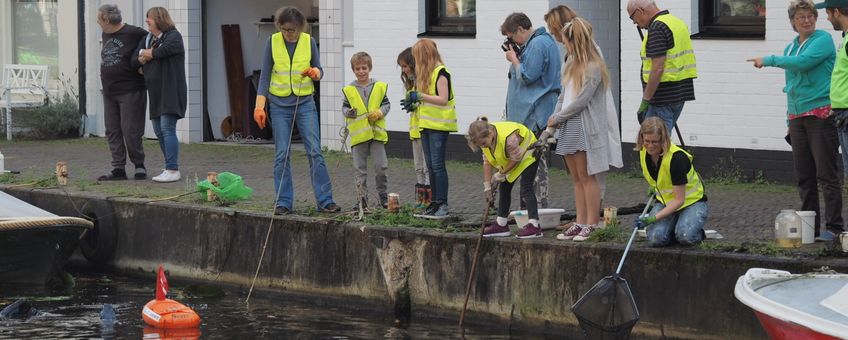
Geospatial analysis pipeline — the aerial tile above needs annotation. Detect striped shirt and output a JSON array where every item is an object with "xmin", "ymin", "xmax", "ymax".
[{"xmin": 642, "ymin": 10, "xmax": 696, "ymax": 105}]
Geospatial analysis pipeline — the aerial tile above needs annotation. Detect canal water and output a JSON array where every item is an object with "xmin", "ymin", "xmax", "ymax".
[{"xmin": 0, "ymin": 269, "xmax": 584, "ymax": 339}]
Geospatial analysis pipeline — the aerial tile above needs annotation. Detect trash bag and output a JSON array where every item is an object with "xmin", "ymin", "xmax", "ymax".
[{"xmin": 197, "ymin": 172, "xmax": 252, "ymax": 202}]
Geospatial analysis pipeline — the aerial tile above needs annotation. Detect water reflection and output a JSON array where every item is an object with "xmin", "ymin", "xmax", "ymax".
[{"xmin": 0, "ymin": 270, "xmax": 582, "ymax": 339}]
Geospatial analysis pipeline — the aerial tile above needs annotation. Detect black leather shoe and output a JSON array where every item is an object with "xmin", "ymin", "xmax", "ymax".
[
  {"xmin": 98, "ymin": 168, "xmax": 127, "ymax": 181},
  {"xmin": 274, "ymin": 206, "xmax": 292, "ymax": 215}
]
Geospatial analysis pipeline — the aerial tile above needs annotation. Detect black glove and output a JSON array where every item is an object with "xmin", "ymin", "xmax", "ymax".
[{"xmin": 834, "ymin": 109, "xmax": 848, "ymax": 130}]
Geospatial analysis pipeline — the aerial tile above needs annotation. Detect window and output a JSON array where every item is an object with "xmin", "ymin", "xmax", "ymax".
[
  {"xmin": 13, "ymin": 0, "xmax": 59, "ymax": 75},
  {"xmin": 695, "ymin": 0, "xmax": 765, "ymax": 39},
  {"xmin": 421, "ymin": 0, "xmax": 476, "ymax": 37}
]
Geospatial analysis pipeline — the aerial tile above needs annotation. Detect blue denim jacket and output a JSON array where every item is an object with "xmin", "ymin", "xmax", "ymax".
[{"xmin": 506, "ymin": 27, "xmax": 562, "ymax": 131}]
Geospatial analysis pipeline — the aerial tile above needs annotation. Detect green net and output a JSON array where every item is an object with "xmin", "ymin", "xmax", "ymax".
[{"xmin": 197, "ymin": 172, "xmax": 253, "ymax": 202}]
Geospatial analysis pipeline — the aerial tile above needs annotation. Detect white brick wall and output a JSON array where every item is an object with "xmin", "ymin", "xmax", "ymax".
[
  {"xmin": 321, "ymin": 0, "xmax": 554, "ymax": 150},
  {"xmin": 619, "ymin": 0, "xmax": 845, "ymax": 151}
]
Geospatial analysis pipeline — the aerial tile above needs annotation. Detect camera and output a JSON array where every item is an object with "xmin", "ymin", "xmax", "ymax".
[{"xmin": 500, "ymin": 38, "xmax": 521, "ymax": 55}]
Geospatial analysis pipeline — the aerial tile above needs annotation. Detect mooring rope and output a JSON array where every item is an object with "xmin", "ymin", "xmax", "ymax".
[{"xmin": 0, "ymin": 216, "xmax": 93, "ymax": 231}]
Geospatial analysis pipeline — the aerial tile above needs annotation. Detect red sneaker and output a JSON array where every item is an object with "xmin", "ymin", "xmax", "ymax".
[
  {"xmin": 483, "ymin": 222, "xmax": 511, "ymax": 237},
  {"xmin": 516, "ymin": 223, "xmax": 543, "ymax": 239}
]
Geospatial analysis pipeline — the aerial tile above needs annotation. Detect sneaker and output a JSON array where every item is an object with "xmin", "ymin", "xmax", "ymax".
[
  {"xmin": 152, "ymin": 169, "xmax": 180, "ymax": 183},
  {"xmin": 413, "ymin": 203, "xmax": 439, "ymax": 218},
  {"xmin": 516, "ymin": 223, "xmax": 543, "ymax": 239},
  {"xmin": 274, "ymin": 206, "xmax": 292, "ymax": 215},
  {"xmin": 98, "ymin": 168, "xmax": 127, "ymax": 181},
  {"xmin": 816, "ymin": 230, "xmax": 836, "ymax": 242},
  {"xmin": 319, "ymin": 203, "xmax": 341, "ymax": 213},
  {"xmin": 420, "ymin": 203, "xmax": 450, "ymax": 220},
  {"xmin": 556, "ymin": 224, "xmax": 583, "ymax": 240},
  {"xmin": 134, "ymin": 166, "xmax": 147, "ymax": 180},
  {"xmin": 351, "ymin": 200, "xmax": 368, "ymax": 211},
  {"xmin": 379, "ymin": 192, "xmax": 388, "ymax": 209},
  {"xmin": 556, "ymin": 221, "xmax": 575, "ymax": 231},
  {"xmin": 572, "ymin": 225, "xmax": 596, "ymax": 242},
  {"xmin": 483, "ymin": 222, "xmax": 511, "ymax": 237}
]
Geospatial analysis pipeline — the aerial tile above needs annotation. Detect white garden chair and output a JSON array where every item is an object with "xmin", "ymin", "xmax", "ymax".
[{"xmin": 0, "ymin": 64, "xmax": 50, "ymax": 140}]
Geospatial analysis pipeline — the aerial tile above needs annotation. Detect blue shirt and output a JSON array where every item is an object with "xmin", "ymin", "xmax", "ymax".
[
  {"xmin": 258, "ymin": 35, "xmax": 323, "ymax": 108},
  {"xmin": 506, "ymin": 27, "xmax": 562, "ymax": 131}
]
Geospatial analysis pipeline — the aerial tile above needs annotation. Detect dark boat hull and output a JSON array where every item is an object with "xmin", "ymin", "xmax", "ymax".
[{"xmin": 0, "ymin": 225, "xmax": 88, "ymax": 285}]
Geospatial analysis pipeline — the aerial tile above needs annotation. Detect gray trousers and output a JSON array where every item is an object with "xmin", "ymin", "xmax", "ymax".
[
  {"xmin": 103, "ymin": 90, "xmax": 147, "ymax": 169},
  {"xmin": 533, "ymin": 129, "xmax": 549, "ymax": 208},
  {"xmin": 352, "ymin": 140, "xmax": 388, "ymax": 199}
]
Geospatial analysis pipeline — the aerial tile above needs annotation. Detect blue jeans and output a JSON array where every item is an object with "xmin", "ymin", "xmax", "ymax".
[
  {"xmin": 421, "ymin": 129, "xmax": 449, "ymax": 204},
  {"xmin": 269, "ymin": 100, "xmax": 335, "ymax": 210},
  {"xmin": 646, "ymin": 200, "xmax": 709, "ymax": 247},
  {"xmin": 645, "ymin": 102, "xmax": 685, "ymax": 135},
  {"xmin": 151, "ymin": 114, "xmax": 180, "ymax": 170},
  {"xmin": 838, "ymin": 129, "xmax": 848, "ymax": 178}
]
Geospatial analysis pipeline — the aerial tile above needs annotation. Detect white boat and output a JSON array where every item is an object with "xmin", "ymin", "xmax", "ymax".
[
  {"xmin": 0, "ymin": 190, "xmax": 92, "ymax": 285},
  {"xmin": 734, "ymin": 268, "xmax": 848, "ymax": 339}
]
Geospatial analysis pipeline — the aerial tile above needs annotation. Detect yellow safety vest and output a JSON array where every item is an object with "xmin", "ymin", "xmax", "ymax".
[
  {"xmin": 270, "ymin": 32, "xmax": 314, "ymax": 97},
  {"xmin": 342, "ymin": 82, "xmax": 388, "ymax": 146},
  {"xmin": 641, "ymin": 14, "xmax": 697, "ymax": 83},
  {"xmin": 408, "ymin": 90, "xmax": 421, "ymax": 140},
  {"xmin": 640, "ymin": 143, "xmax": 705, "ymax": 210},
  {"xmin": 482, "ymin": 122, "xmax": 537, "ymax": 183},
  {"xmin": 418, "ymin": 65, "xmax": 457, "ymax": 132}
]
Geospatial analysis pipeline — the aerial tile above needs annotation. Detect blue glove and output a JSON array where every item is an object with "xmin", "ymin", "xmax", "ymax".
[
  {"xmin": 400, "ymin": 99, "xmax": 418, "ymax": 112},
  {"xmin": 637, "ymin": 99, "xmax": 650, "ymax": 123},
  {"xmin": 405, "ymin": 91, "xmax": 421, "ymax": 104},
  {"xmin": 638, "ymin": 214, "xmax": 657, "ymax": 226}
]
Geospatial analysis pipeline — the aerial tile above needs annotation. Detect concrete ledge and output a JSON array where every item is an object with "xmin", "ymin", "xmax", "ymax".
[{"xmin": 6, "ymin": 187, "xmax": 847, "ymax": 339}]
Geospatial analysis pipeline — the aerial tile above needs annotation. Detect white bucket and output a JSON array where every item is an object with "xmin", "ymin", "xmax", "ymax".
[
  {"xmin": 796, "ymin": 211, "xmax": 816, "ymax": 244},
  {"xmin": 510, "ymin": 208, "xmax": 566, "ymax": 230}
]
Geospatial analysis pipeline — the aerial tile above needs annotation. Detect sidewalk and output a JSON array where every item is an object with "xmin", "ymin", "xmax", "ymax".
[{"xmin": 0, "ymin": 137, "xmax": 840, "ymax": 245}]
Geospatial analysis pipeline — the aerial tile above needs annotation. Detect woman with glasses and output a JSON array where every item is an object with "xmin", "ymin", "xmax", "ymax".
[
  {"xmin": 253, "ymin": 6, "xmax": 340, "ymax": 215},
  {"xmin": 746, "ymin": 0, "xmax": 842, "ymax": 241},
  {"xmin": 635, "ymin": 117, "xmax": 708, "ymax": 247}
]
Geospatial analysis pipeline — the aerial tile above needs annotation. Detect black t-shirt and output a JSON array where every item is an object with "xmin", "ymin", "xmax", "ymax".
[
  {"xmin": 434, "ymin": 68, "xmax": 453, "ymax": 100},
  {"xmin": 642, "ymin": 10, "xmax": 695, "ymax": 105},
  {"xmin": 645, "ymin": 149, "xmax": 707, "ymax": 202},
  {"xmin": 100, "ymin": 24, "xmax": 147, "ymax": 96}
]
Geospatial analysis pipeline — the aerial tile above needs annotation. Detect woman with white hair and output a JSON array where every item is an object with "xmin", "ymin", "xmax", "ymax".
[{"xmin": 747, "ymin": 0, "xmax": 842, "ymax": 241}]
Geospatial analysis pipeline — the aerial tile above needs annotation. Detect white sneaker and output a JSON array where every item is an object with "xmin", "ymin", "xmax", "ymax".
[{"xmin": 152, "ymin": 169, "xmax": 181, "ymax": 183}]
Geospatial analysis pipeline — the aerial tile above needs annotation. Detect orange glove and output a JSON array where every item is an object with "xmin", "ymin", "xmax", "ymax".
[
  {"xmin": 367, "ymin": 109, "xmax": 384, "ymax": 123},
  {"xmin": 254, "ymin": 95, "xmax": 267, "ymax": 129},
  {"xmin": 301, "ymin": 67, "xmax": 321, "ymax": 80}
]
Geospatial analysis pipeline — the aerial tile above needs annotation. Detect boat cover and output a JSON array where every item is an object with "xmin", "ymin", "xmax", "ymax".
[{"xmin": 0, "ymin": 191, "xmax": 54, "ymax": 219}]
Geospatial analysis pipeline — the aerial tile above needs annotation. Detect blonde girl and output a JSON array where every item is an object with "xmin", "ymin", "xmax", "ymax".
[
  {"xmin": 409, "ymin": 39, "xmax": 457, "ymax": 220},
  {"xmin": 546, "ymin": 18, "xmax": 616, "ymax": 241}
]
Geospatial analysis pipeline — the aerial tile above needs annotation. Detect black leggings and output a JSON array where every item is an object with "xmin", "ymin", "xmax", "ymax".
[{"xmin": 498, "ymin": 161, "xmax": 539, "ymax": 220}]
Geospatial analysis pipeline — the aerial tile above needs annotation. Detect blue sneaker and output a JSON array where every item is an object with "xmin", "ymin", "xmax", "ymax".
[
  {"xmin": 421, "ymin": 203, "xmax": 450, "ymax": 220},
  {"xmin": 816, "ymin": 230, "xmax": 836, "ymax": 242}
]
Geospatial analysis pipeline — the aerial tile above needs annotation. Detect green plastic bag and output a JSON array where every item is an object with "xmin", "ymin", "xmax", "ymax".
[{"xmin": 197, "ymin": 172, "xmax": 253, "ymax": 202}]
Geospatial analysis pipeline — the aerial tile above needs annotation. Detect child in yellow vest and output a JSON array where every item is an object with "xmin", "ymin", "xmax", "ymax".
[
  {"xmin": 397, "ymin": 47, "xmax": 431, "ymax": 209},
  {"xmin": 467, "ymin": 117, "xmax": 543, "ymax": 239},
  {"xmin": 342, "ymin": 52, "xmax": 390, "ymax": 209}
]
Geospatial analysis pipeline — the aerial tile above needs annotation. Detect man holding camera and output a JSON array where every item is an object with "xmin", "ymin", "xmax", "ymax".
[{"xmin": 500, "ymin": 12, "xmax": 561, "ymax": 208}]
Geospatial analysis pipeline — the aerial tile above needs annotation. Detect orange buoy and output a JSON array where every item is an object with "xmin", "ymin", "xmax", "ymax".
[{"xmin": 142, "ymin": 265, "xmax": 201, "ymax": 329}]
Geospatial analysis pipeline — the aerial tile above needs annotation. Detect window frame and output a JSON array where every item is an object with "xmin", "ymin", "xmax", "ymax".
[
  {"xmin": 693, "ymin": 0, "xmax": 765, "ymax": 40},
  {"xmin": 419, "ymin": 0, "xmax": 476, "ymax": 38}
]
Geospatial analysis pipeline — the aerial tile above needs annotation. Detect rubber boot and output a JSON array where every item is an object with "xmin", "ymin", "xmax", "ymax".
[
  {"xmin": 422, "ymin": 185, "xmax": 432, "ymax": 208},
  {"xmin": 414, "ymin": 184, "xmax": 424, "ymax": 209}
]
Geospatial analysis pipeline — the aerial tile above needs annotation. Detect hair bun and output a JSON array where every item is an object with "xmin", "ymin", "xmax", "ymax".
[{"xmin": 476, "ymin": 115, "xmax": 489, "ymax": 122}]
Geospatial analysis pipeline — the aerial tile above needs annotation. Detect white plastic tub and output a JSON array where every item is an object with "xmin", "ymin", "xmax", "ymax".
[{"xmin": 509, "ymin": 208, "xmax": 566, "ymax": 230}]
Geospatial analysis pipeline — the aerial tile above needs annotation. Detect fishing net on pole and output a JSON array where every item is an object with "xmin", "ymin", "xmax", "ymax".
[{"xmin": 571, "ymin": 274, "xmax": 639, "ymax": 339}]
